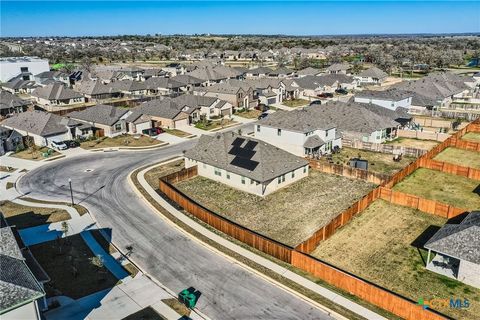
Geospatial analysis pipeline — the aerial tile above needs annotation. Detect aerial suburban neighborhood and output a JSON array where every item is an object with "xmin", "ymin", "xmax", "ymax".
[{"xmin": 1, "ymin": 1, "xmax": 479, "ymax": 320}]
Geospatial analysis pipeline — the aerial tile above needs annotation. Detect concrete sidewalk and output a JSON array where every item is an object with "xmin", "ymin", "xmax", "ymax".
[{"xmin": 134, "ymin": 160, "xmax": 387, "ymax": 320}]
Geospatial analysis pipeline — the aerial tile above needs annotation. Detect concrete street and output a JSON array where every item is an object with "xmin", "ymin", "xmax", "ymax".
[{"xmin": 17, "ymin": 137, "xmax": 336, "ymax": 320}]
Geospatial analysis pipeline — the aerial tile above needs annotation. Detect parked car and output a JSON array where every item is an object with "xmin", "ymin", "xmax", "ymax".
[
  {"xmin": 309, "ymin": 100, "xmax": 322, "ymax": 106},
  {"xmin": 335, "ymin": 88, "xmax": 348, "ymax": 95},
  {"xmin": 50, "ymin": 140, "xmax": 68, "ymax": 150},
  {"xmin": 317, "ymin": 92, "xmax": 334, "ymax": 98},
  {"xmin": 257, "ymin": 112, "xmax": 269, "ymax": 120},
  {"xmin": 142, "ymin": 127, "xmax": 164, "ymax": 136},
  {"xmin": 63, "ymin": 140, "xmax": 80, "ymax": 148}
]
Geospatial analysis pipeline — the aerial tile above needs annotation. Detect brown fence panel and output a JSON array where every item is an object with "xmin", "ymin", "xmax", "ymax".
[
  {"xmin": 291, "ymin": 251, "xmax": 447, "ymax": 320},
  {"xmin": 421, "ymin": 159, "xmax": 480, "ymax": 181},
  {"xmin": 307, "ymin": 160, "xmax": 390, "ymax": 185},
  {"xmin": 467, "ymin": 124, "xmax": 480, "ymax": 132}
]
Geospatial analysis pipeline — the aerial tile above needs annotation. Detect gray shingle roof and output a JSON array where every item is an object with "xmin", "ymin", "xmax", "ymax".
[
  {"xmin": 31, "ymin": 83, "xmax": 83, "ymax": 100},
  {"xmin": 269, "ymin": 67, "xmax": 294, "ymax": 76},
  {"xmin": 304, "ymin": 135, "xmax": 325, "ymax": 148},
  {"xmin": 68, "ymin": 104, "xmax": 128, "ymax": 126},
  {"xmin": 356, "ymin": 103, "xmax": 412, "ymax": 122},
  {"xmin": 355, "ymin": 88, "xmax": 413, "ymax": 101},
  {"xmin": 170, "ymin": 74, "xmax": 205, "ymax": 86},
  {"xmin": 247, "ymin": 67, "xmax": 273, "ymax": 75},
  {"xmin": 0, "ymin": 90, "xmax": 30, "ymax": 111},
  {"xmin": 357, "ymin": 67, "xmax": 388, "ymax": 79},
  {"xmin": 326, "ymin": 63, "xmax": 350, "ymax": 72},
  {"xmin": 258, "ymin": 106, "xmax": 336, "ymax": 133},
  {"xmin": 185, "ymin": 132, "xmax": 308, "ymax": 183},
  {"xmin": 107, "ymin": 79, "xmax": 147, "ymax": 92},
  {"xmin": 425, "ymin": 211, "xmax": 480, "ymax": 264},
  {"xmin": 296, "ymin": 67, "xmax": 322, "ymax": 76},
  {"xmin": 144, "ymin": 77, "xmax": 184, "ymax": 90},
  {"xmin": 0, "ymin": 226, "xmax": 44, "ymax": 314},
  {"xmin": 126, "ymin": 98, "xmax": 183, "ymax": 122},
  {"xmin": 1, "ymin": 110, "xmax": 75, "ymax": 136},
  {"xmin": 294, "ymin": 74, "xmax": 354, "ymax": 90},
  {"xmin": 75, "ymin": 80, "xmax": 120, "ymax": 96}
]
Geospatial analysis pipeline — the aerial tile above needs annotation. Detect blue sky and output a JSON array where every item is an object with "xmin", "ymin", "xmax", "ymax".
[{"xmin": 1, "ymin": 1, "xmax": 479, "ymax": 37}]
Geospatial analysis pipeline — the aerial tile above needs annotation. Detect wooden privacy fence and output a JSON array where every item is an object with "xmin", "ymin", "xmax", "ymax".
[
  {"xmin": 291, "ymin": 251, "xmax": 447, "ymax": 320},
  {"xmin": 467, "ymin": 124, "xmax": 480, "ymax": 132},
  {"xmin": 397, "ymin": 129, "xmax": 450, "ymax": 142},
  {"xmin": 378, "ymin": 187, "xmax": 467, "ymax": 219},
  {"xmin": 163, "ymin": 166, "xmax": 198, "ymax": 184},
  {"xmin": 308, "ymin": 159, "xmax": 390, "ymax": 185},
  {"xmin": 421, "ymin": 159, "xmax": 480, "ymax": 181},
  {"xmin": 159, "ymin": 167, "xmax": 293, "ymax": 263},
  {"xmin": 449, "ymin": 137, "xmax": 480, "ymax": 152},
  {"xmin": 341, "ymin": 139, "xmax": 427, "ymax": 158}
]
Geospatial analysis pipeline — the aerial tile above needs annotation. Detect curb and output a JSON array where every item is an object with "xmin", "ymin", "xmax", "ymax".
[{"xmin": 130, "ymin": 158, "xmax": 349, "ymax": 320}]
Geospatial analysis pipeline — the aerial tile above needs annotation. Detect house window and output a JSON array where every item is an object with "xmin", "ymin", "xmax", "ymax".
[
  {"xmin": 226, "ymin": 172, "xmax": 230, "ymax": 179},
  {"xmin": 292, "ymin": 171, "xmax": 295, "ymax": 179},
  {"xmin": 303, "ymin": 166, "xmax": 307, "ymax": 173},
  {"xmin": 326, "ymin": 130, "xmax": 329, "ymax": 137},
  {"xmin": 241, "ymin": 176, "xmax": 246, "ymax": 184},
  {"xmin": 114, "ymin": 123, "xmax": 122, "ymax": 131},
  {"xmin": 250, "ymin": 179, "xmax": 254, "ymax": 185},
  {"xmin": 277, "ymin": 129, "xmax": 282, "ymax": 136},
  {"xmin": 282, "ymin": 174, "xmax": 286, "ymax": 182},
  {"xmin": 214, "ymin": 167, "xmax": 221, "ymax": 176},
  {"xmin": 277, "ymin": 176, "xmax": 282, "ymax": 184},
  {"xmin": 20, "ymin": 67, "xmax": 29, "ymax": 73},
  {"xmin": 257, "ymin": 125, "xmax": 261, "ymax": 132},
  {"xmin": 391, "ymin": 102, "xmax": 395, "ymax": 107}
]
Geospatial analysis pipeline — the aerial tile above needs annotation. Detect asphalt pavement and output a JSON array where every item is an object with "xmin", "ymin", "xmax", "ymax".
[{"xmin": 18, "ymin": 136, "xmax": 336, "ymax": 320}]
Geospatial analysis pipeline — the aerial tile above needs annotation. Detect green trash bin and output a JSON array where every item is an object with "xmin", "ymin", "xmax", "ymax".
[{"xmin": 178, "ymin": 287, "xmax": 199, "ymax": 309}]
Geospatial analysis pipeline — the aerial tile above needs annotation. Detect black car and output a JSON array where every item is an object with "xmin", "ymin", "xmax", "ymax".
[
  {"xmin": 335, "ymin": 88, "xmax": 348, "ymax": 95},
  {"xmin": 63, "ymin": 140, "xmax": 80, "ymax": 148},
  {"xmin": 309, "ymin": 100, "xmax": 322, "ymax": 106},
  {"xmin": 257, "ymin": 112, "xmax": 269, "ymax": 120}
]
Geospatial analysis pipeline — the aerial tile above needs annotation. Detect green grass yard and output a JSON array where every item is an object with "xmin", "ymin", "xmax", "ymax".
[
  {"xmin": 235, "ymin": 108, "xmax": 262, "ymax": 119},
  {"xmin": 194, "ymin": 119, "xmax": 236, "ymax": 131},
  {"xmin": 312, "ymin": 200, "xmax": 479, "ymax": 320},
  {"xmin": 282, "ymin": 98, "xmax": 309, "ymax": 108},
  {"xmin": 433, "ymin": 147, "xmax": 480, "ymax": 169},
  {"xmin": 461, "ymin": 132, "xmax": 480, "ymax": 143},
  {"xmin": 385, "ymin": 137, "xmax": 439, "ymax": 150},
  {"xmin": 393, "ymin": 168, "xmax": 480, "ymax": 210}
]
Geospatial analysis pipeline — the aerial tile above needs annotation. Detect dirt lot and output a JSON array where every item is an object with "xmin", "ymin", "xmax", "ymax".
[
  {"xmin": 462, "ymin": 132, "xmax": 480, "ymax": 142},
  {"xmin": 385, "ymin": 137, "xmax": 439, "ymax": 150},
  {"xmin": 434, "ymin": 147, "xmax": 480, "ymax": 169},
  {"xmin": 0, "ymin": 200, "xmax": 70, "ymax": 229},
  {"xmin": 393, "ymin": 168, "xmax": 480, "ymax": 210},
  {"xmin": 312, "ymin": 200, "xmax": 479, "ymax": 320},
  {"xmin": 175, "ymin": 170, "xmax": 374, "ymax": 246},
  {"xmin": 321, "ymin": 147, "xmax": 415, "ymax": 175},
  {"xmin": 30, "ymin": 234, "xmax": 119, "ymax": 299},
  {"xmin": 81, "ymin": 135, "xmax": 162, "ymax": 149}
]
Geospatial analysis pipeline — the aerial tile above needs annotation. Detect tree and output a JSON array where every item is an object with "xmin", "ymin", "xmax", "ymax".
[{"xmin": 81, "ymin": 57, "xmax": 94, "ymax": 73}]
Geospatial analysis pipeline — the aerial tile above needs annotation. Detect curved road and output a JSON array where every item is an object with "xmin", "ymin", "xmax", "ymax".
[{"xmin": 18, "ymin": 141, "xmax": 335, "ymax": 320}]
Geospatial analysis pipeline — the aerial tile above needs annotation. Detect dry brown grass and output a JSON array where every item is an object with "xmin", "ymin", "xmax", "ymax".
[
  {"xmin": 393, "ymin": 168, "xmax": 480, "ymax": 210},
  {"xmin": 161, "ymin": 298, "xmax": 191, "ymax": 317},
  {"xmin": 282, "ymin": 98, "xmax": 309, "ymax": 108},
  {"xmin": 21, "ymin": 197, "xmax": 89, "ymax": 216},
  {"xmin": 0, "ymin": 165, "xmax": 16, "ymax": 172},
  {"xmin": 433, "ymin": 147, "xmax": 480, "ymax": 169},
  {"xmin": 0, "ymin": 200, "xmax": 71, "ymax": 229},
  {"xmin": 81, "ymin": 135, "xmax": 162, "ymax": 149},
  {"xmin": 12, "ymin": 147, "xmax": 60, "ymax": 161},
  {"xmin": 164, "ymin": 128, "xmax": 190, "ymax": 137},
  {"xmin": 461, "ymin": 132, "xmax": 480, "ymax": 142},
  {"xmin": 175, "ymin": 170, "xmax": 374, "ymax": 246},
  {"xmin": 312, "ymin": 200, "xmax": 479, "ymax": 320},
  {"xmin": 235, "ymin": 109, "xmax": 262, "ymax": 119},
  {"xmin": 386, "ymin": 137, "xmax": 439, "ymax": 150},
  {"xmin": 322, "ymin": 147, "xmax": 415, "ymax": 175}
]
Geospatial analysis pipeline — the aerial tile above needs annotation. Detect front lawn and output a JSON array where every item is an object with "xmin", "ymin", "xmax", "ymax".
[
  {"xmin": 312, "ymin": 200, "xmax": 479, "ymax": 320},
  {"xmin": 321, "ymin": 147, "xmax": 415, "ymax": 175},
  {"xmin": 0, "ymin": 200, "xmax": 71, "ymax": 229},
  {"xmin": 175, "ymin": 170, "xmax": 374, "ymax": 246},
  {"xmin": 235, "ymin": 109, "xmax": 261, "ymax": 119},
  {"xmin": 433, "ymin": 147, "xmax": 480, "ymax": 169},
  {"xmin": 11, "ymin": 147, "xmax": 60, "ymax": 161},
  {"xmin": 194, "ymin": 119, "xmax": 237, "ymax": 131},
  {"xmin": 81, "ymin": 135, "xmax": 163, "ymax": 149},
  {"xmin": 385, "ymin": 137, "xmax": 439, "ymax": 150},
  {"xmin": 163, "ymin": 128, "xmax": 190, "ymax": 137},
  {"xmin": 393, "ymin": 168, "xmax": 480, "ymax": 209},
  {"xmin": 29, "ymin": 234, "xmax": 120, "ymax": 299},
  {"xmin": 282, "ymin": 98, "xmax": 309, "ymax": 108},
  {"xmin": 461, "ymin": 132, "xmax": 480, "ymax": 143}
]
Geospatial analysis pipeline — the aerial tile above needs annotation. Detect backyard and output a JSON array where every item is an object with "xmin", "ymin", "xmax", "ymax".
[
  {"xmin": 393, "ymin": 168, "xmax": 480, "ymax": 210},
  {"xmin": 312, "ymin": 200, "xmax": 479, "ymax": 320},
  {"xmin": 29, "ymin": 234, "xmax": 120, "ymax": 299},
  {"xmin": 11, "ymin": 146, "xmax": 60, "ymax": 161},
  {"xmin": 0, "ymin": 200, "xmax": 71, "ymax": 229},
  {"xmin": 282, "ymin": 98, "xmax": 309, "ymax": 108},
  {"xmin": 386, "ymin": 137, "xmax": 439, "ymax": 150},
  {"xmin": 175, "ymin": 169, "xmax": 374, "ymax": 246},
  {"xmin": 461, "ymin": 132, "xmax": 480, "ymax": 142},
  {"xmin": 81, "ymin": 135, "xmax": 163, "ymax": 149},
  {"xmin": 320, "ymin": 147, "xmax": 415, "ymax": 175},
  {"xmin": 433, "ymin": 147, "xmax": 480, "ymax": 169}
]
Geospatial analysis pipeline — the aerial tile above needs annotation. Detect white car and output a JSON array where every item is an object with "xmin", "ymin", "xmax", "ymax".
[{"xmin": 50, "ymin": 140, "xmax": 68, "ymax": 150}]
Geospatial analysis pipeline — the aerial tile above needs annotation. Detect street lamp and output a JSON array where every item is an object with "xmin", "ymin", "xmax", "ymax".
[{"xmin": 68, "ymin": 178, "xmax": 74, "ymax": 206}]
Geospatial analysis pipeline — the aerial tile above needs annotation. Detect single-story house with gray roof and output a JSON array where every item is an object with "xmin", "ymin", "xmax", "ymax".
[
  {"xmin": 354, "ymin": 67, "xmax": 388, "ymax": 85},
  {"xmin": 31, "ymin": 83, "xmax": 85, "ymax": 108},
  {"xmin": 67, "ymin": 104, "xmax": 130, "ymax": 138},
  {"xmin": 424, "ymin": 211, "xmax": 480, "ymax": 288},
  {"xmin": 184, "ymin": 132, "xmax": 309, "ymax": 196},
  {"xmin": 354, "ymin": 88, "xmax": 413, "ymax": 111}
]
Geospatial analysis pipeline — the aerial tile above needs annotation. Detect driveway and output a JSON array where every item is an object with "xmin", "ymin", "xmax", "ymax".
[{"xmin": 18, "ymin": 141, "xmax": 335, "ymax": 320}]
